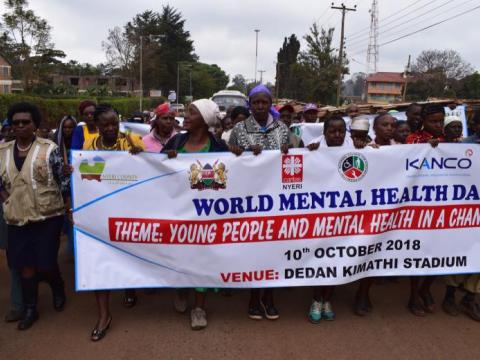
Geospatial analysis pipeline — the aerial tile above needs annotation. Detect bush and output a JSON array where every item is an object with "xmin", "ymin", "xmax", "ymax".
[{"xmin": 0, "ymin": 94, "xmax": 165, "ymax": 129}]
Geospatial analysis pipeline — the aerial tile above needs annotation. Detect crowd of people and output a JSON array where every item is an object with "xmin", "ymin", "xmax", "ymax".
[{"xmin": 0, "ymin": 84, "xmax": 479, "ymax": 341}]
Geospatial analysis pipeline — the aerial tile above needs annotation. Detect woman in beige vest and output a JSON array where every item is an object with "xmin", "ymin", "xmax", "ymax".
[{"xmin": 0, "ymin": 102, "xmax": 71, "ymax": 330}]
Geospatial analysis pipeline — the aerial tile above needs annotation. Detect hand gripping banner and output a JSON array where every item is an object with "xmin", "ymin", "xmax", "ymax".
[{"xmin": 71, "ymin": 144, "xmax": 480, "ymax": 291}]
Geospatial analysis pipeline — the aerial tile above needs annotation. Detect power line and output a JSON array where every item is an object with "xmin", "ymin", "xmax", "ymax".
[
  {"xmin": 348, "ymin": 0, "xmax": 438, "ymax": 41},
  {"xmin": 348, "ymin": 0, "xmax": 474, "ymax": 52},
  {"xmin": 348, "ymin": 0, "xmax": 452, "ymax": 47},
  {"xmin": 349, "ymin": 4, "xmax": 480, "ymax": 56},
  {"xmin": 352, "ymin": 0, "xmax": 454, "ymax": 46},
  {"xmin": 379, "ymin": 4, "xmax": 480, "ymax": 47},
  {"xmin": 350, "ymin": 0, "xmax": 425, "ymax": 35}
]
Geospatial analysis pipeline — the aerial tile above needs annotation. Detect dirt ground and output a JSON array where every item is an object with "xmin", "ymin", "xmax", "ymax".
[{"xmin": 1, "ymin": 241, "xmax": 480, "ymax": 360}]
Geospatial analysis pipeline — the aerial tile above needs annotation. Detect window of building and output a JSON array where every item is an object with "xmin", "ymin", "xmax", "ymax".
[
  {"xmin": 3, "ymin": 84, "xmax": 10, "ymax": 93},
  {"xmin": 1, "ymin": 66, "xmax": 10, "ymax": 77},
  {"xmin": 115, "ymin": 78, "xmax": 127, "ymax": 86},
  {"xmin": 97, "ymin": 78, "xmax": 108, "ymax": 86},
  {"xmin": 70, "ymin": 77, "xmax": 79, "ymax": 86}
]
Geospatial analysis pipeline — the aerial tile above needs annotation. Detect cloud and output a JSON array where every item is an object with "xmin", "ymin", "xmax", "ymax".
[{"xmin": 1, "ymin": 0, "xmax": 478, "ymax": 87}]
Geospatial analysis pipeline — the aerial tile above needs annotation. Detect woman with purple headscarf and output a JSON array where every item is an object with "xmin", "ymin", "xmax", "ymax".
[
  {"xmin": 229, "ymin": 84, "xmax": 289, "ymax": 155},
  {"xmin": 228, "ymin": 84, "xmax": 289, "ymax": 320}
]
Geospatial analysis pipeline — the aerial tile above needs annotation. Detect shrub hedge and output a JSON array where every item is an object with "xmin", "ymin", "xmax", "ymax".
[{"xmin": 0, "ymin": 94, "xmax": 165, "ymax": 128}]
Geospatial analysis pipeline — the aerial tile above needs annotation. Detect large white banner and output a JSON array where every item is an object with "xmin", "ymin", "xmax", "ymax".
[{"xmin": 72, "ymin": 144, "xmax": 480, "ymax": 291}]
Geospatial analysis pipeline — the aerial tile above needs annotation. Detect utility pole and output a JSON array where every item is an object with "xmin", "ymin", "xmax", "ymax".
[
  {"xmin": 139, "ymin": 35, "xmax": 143, "ymax": 111},
  {"xmin": 332, "ymin": 3, "xmax": 356, "ymax": 107},
  {"xmin": 254, "ymin": 29, "xmax": 260, "ymax": 83},
  {"xmin": 402, "ymin": 55, "xmax": 411, "ymax": 102},
  {"xmin": 258, "ymin": 70, "xmax": 266, "ymax": 84}
]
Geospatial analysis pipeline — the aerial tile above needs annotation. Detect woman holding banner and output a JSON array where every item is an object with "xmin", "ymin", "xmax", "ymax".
[
  {"xmin": 82, "ymin": 104, "xmax": 144, "ymax": 341},
  {"xmin": 306, "ymin": 115, "xmax": 358, "ymax": 322},
  {"xmin": 228, "ymin": 84, "xmax": 290, "ymax": 321},
  {"xmin": 406, "ymin": 104, "xmax": 445, "ymax": 316},
  {"xmin": 143, "ymin": 103, "xmax": 177, "ymax": 152},
  {"xmin": 163, "ymin": 98, "xmax": 229, "ymax": 330}
]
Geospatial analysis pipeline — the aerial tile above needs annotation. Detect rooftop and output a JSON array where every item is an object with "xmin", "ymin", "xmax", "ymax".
[{"xmin": 366, "ymin": 72, "xmax": 406, "ymax": 83}]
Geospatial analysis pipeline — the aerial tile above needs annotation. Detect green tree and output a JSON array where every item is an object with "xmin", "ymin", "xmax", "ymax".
[
  {"xmin": 181, "ymin": 62, "xmax": 229, "ymax": 100},
  {"xmin": 408, "ymin": 50, "xmax": 474, "ymax": 100},
  {"xmin": 276, "ymin": 34, "xmax": 300, "ymax": 99},
  {"xmin": 0, "ymin": 0, "xmax": 65, "ymax": 91},
  {"xmin": 291, "ymin": 24, "xmax": 347, "ymax": 104},
  {"xmin": 228, "ymin": 74, "xmax": 247, "ymax": 93},
  {"xmin": 124, "ymin": 6, "xmax": 197, "ymax": 96},
  {"xmin": 455, "ymin": 72, "xmax": 480, "ymax": 99}
]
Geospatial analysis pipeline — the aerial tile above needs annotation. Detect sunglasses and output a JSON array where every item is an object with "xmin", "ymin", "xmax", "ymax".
[{"xmin": 11, "ymin": 119, "xmax": 32, "ymax": 126}]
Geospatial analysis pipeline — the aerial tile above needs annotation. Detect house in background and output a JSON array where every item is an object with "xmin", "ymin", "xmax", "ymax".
[
  {"xmin": 366, "ymin": 72, "xmax": 406, "ymax": 104},
  {"xmin": 50, "ymin": 74, "xmax": 137, "ymax": 95},
  {"xmin": 0, "ymin": 54, "xmax": 13, "ymax": 94}
]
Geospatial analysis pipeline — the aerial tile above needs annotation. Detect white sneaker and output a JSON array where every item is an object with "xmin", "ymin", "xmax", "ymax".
[
  {"xmin": 190, "ymin": 307, "xmax": 207, "ymax": 330},
  {"xmin": 174, "ymin": 289, "xmax": 188, "ymax": 313}
]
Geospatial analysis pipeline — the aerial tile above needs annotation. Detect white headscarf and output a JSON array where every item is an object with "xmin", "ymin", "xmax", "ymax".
[
  {"xmin": 444, "ymin": 115, "xmax": 462, "ymax": 128},
  {"xmin": 191, "ymin": 99, "xmax": 220, "ymax": 128}
]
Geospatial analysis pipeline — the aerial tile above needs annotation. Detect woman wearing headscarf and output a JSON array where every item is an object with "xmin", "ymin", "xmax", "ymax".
[
  {"xmin": 143, "ymin": 103, "xmax": 177, "ymax": 152},
  {"xmin": 0, "ymin": 102, "xmax": 70, "ymax": 330},
  {"xmin": 163, "ymin": 99, "xmax": 229, "ymax": 330},
  {"xmin": 405, "ymin": 104, "xmax": 445, "ymax": 316},
  {"xmin": 228, "ymin": 84, "xmax": 289, "ymax": 321},
  {"xmin": 54, "ymin": 115, "xmax": 77, "ymax": 256},
  {"xmin": 443, "ymin": 115, "xmax": 463, "ymax": 143},
  {"xmin": 82, "ymin": 104, "xmax": 144, "ymax": 341},
  {"xmin": 229, "ymin": 84, "xmax": 290, "ymax": 156},
  {"xmin": 71, "ymin": 100, "xmax": 97, "ymax": 150}
]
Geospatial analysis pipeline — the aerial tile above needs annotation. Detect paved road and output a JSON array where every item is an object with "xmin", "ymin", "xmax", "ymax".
[{"xmin": 1, "ymin": 242, "xmax": 479, "ymax": 360}]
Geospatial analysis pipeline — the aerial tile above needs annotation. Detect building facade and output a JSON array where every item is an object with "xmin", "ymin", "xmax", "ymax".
[
  {"xmin": 366, "ymin": 72, "xmax": 406, "ymax": 104},
  {"xmin": 50, "ymin": 74, "xmax": 137, "ymax": 95},
  {"xmin": 0, "ymin": 55, "xmax": 13, "ymax": 94}
]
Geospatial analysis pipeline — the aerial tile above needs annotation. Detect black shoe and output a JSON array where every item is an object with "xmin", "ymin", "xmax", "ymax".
[
  {"xmin": 460, "ymin": 298, "xmax": 480, "ymax": 321},
  {"xmin": 123, "ymin": 294, "xmax": 137, "ymax": 308},
  {"xmin": 260, "ymin": 301, "xmax": 280, "ymax": 320},
  {"xmin": 91, "ymin": 316, "xmax": 112, "ymax": 342},
  {"xmin": 248, "ymin": 306, "xmax": 263, "ymax": 320},
  {"xmin": 442, "ymin": 296, "xmax": 459, "ymax": 316},
  {"xmin": 52, "ymin": 286, "xmax": 66, "ymax": 312},
  {"xmin": 18, "ymin": 306, "xmax": 39, "ymax": 330},
  {"xmin": 5, "ymin": 309, "xmax": 23, "ymax": 323}
]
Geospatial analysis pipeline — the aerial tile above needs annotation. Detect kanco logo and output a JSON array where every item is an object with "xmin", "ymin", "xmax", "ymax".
[{"xmin": 406, "ymin": 157, "xmax": 472, "ymax": 170}]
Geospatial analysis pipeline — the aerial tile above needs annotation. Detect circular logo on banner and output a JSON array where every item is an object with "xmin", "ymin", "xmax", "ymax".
[{"xmin": 338, "ymin": 153, "xmax": 368, "ymax": 182}]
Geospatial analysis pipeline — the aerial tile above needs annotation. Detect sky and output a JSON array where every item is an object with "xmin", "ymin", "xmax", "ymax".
[{"xmin": 1, "ymin": 0, "xmax": 479, "ymax": 85}]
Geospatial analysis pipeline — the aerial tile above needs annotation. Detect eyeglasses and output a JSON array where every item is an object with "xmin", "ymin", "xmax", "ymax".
[{"xmin": 11, "ymin": 119, "xmax": 32, "ymax": 126}]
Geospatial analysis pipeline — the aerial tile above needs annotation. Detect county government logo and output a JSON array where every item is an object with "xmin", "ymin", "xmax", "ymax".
[
  {"xmin": 188, "ymin": 160, "xmax": 227, "ymax": 191},
  {"xmin": 78, "ymin": 155, "xmax": 138, "ymax": 184},
  {"xmin": 338, "ymin": 153, "xmax": 368, "ymax": 182},
  {"xmin": 79, "ymin": 155, "xmax": 105, "ymax": 181}
]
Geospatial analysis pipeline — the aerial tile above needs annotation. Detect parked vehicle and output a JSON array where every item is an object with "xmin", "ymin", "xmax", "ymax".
[{"xmin": 211, "ymin": 90, "xmax": 248, "ymax": 118}]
